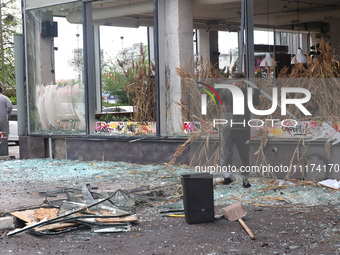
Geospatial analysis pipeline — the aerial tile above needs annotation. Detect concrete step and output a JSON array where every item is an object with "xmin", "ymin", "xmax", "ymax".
[{"xmin": 0, "ymin": 216, "xmax": 15, "ymax": 230}]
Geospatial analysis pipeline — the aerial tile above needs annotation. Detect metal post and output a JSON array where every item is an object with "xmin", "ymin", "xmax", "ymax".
[
  {"xmin": 22, "ymin": 0, "xmax": 31, "ymax": 135},
  {"xmin": 82, "ymin": 1, "xmax": 95, "ymax": 135},
  {"xmin": 273, "ymin": 26, "xmax": 276, "ymax": 55},
  {"xmin": 195, "ymin": 29, "xmax": 198, "ymax": 61},
  {"xmin": 49, "ymin": 137, "xmax": 53, "ymax": 159},
  {"xmin": 93, "ymin": 26, "xmax": 102, "ymax": 113},
  {"xmin": 273, "ymin": 26, "xmax": 276, "ymax": 77},
  {"xmin": 153, "ymin": 0, "xmax": 160, "ymax": 138},
  {"xmin": 238, "ymin": 0, "xmax": 245, "ymax": 73},
  {"xmin": 307, "ymin": 31, "xmax": 311, "ymax": 53},
  {"xmin": 153, "ymin": 0, "xmax": 166, "ymax": 137},
  {"xmin": 14, "ymin": 35, "xmax": 26, "ymax": 136},
  {"xmin": 245, "ymin": 0, "xmax": 254, "ymax": 79},
  {"xmin": 0, "ymin": 0, "xmax": 5, "ymax": 86},
  {"xmin": 147, "ymin": 27, "xmax": 151, "ymax": 67}
]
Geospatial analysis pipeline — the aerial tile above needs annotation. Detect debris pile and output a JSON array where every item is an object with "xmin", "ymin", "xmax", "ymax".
[{"xmin": 7, "ymin": 183, "xmax": 173, "ymax": 236}]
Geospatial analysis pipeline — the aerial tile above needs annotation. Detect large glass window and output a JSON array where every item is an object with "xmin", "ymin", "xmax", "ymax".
[
  {"xmin": 91, "ymin": 4, "xmax": 156, "ymax": 137},
  {"xmin": 26, "ymin": 2, "xmax": 85, "ymax": 135},
  {"xmin": 218, "ymin": 31, "xmax": 239, "ymax": 74}
]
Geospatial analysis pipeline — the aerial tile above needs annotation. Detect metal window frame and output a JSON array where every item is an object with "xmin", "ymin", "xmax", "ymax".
[
  {"xmin": 245, "ymin": 0, "xmax": 255, "ymax": 79},
  {"xmin": 22, "ymin": 1, "xmax": 30, "ymax": 135},
  {"xmin": 23, "ymin": 0, "xmax": 80, "ymax": 11},
  {"xmin": 23, "ymin": 0, "xmax": 89, "ymax": 137},
  {"xmin": 82, "ymin": 0, "xmax": 96, "ymax": 135},
  {"xmin": 22, "ymin": 0, "xmax": 256, "ymax": 139},
  {"xmin": 153, "ymin": 0, "xmax": 166, "ymax": 138}
]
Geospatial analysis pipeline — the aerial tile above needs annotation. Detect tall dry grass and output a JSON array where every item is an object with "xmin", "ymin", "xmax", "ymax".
[
  {"xmin": 169, "ymin": 39, "xmax": 340, "ymax": 176},
  {"xmin": 252, "ymin": 39, "xmax": 340, "ymax": 178},
  {"xmin": 166, "ymin": 56, "xmax": 237, "ymax": 166},
  {"xmin": 118, "ymin": 45, "xmax": 156, "ymax": 122},
  {"xmin": 256, "ymin": 38, "xmax": 340, "ymax": 122}
]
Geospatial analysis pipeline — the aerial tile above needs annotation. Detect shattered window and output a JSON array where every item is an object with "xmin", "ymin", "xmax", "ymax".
[
  {"xmin": 26, "ymin": 2, "xmax": 86, "ymax": 135},
  {"xmin": 91, "ymin": 2, "xmax": 156, "ymax": 137}
]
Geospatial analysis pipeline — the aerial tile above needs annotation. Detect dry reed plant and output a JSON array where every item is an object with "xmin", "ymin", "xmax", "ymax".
[
  {"xmin": 256, "ymin": 38, "xmax": 340, "ymax": 122},
  {"xmin": 175, "ymin": 55, "xmax": 235, "ymax": 123},
  {"xmin": 117, "ymin": 45, "xmax": 156, "ymax": 122},
  {"xmin": 166, "ymin": 56, "xmax": 235, "ymax": 166},
  {"xmin": 170, "ymin": 40, "xmax": 340, "ymax": 181},
  {"xmin": 253, "ymin": 39, "xmax": 340, "ymax": 178}
]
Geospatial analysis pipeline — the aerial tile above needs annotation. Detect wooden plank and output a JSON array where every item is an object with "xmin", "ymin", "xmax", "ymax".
[
  {"xmin": 33, "ymin": 222, "xmax": 79, "ymax": 232},
  {"xmin": 28, "ymin": 215, "xmax": 137, "ymax": 231},
  {"xmin": 11, "ymin": 208, "xmax": 59, "ymax": 223},
  {"xmin": 34, "ymin": 208, "xmax": 59, "ymax": 221},
  {"xmin": 10, "ymin": 210, "xmax": 36, "ymax": 223},
  {"xmin": 96, "ymin": 215, "xmax": 138, "ymax": 223},
  {"xmin": 10, "ymin": 206, "xmax": 136, "ymax": 232},
  {"xmin": 8, "ymin": 193, "xmax": 121, "ymax": 236}
]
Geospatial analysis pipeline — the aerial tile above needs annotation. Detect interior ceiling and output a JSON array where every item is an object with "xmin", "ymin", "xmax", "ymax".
[{"xmin": 89, "ymin": 0, "xmax": 340, "ymax": 32}]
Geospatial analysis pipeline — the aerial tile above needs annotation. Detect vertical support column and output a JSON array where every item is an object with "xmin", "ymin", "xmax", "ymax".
[
  {"xmin": 48, "ymin": 137, "xmax": 53, "ymax": 159},
  {"xmin": 209, "ymin": 31, "xmax": 219, "ymax": 69},
  {"xmin": 245, "ymin": 0, "xmax": 254, "ymax": 78},
  {"xmin": 198, "ymin": 29, "xmax": 210, "ymax": 64},
  {"xmin": 148, "ymin": 27, "xmax": 155, "ymax": 65},
  {"xmin": 330, "ymin": 20, "xmax": 340, "ymax": 60},
  {"xmin": 94, "ymin": 26, "xmax": 101, "ymax": 113},
  {"xmin": 164, "ymin": 0, "xmax": 193, "ymax": 134},
  {"xmin": 273, "ymin": 27, "xmax": 276, "ymax": 59},
  {"xmin": 83, "ymin": 1, "xmax": 96, "ymax": 134},
  {"xmin": 238, "ymin": 0, "xmax": 245, "ymax": 73},
  {"xmin": 307, "ymin": 32, "xmax": 311, "ymax": 54},
  {"xmin": 154, "ymin": 0, "xmax": 167, "ymax": 137},
  {"xmin": 14, "ymin": 35, "xmax": 27, "ymax": 136},
  {"xmin": 23, "ymin": 8, "xmax": 31, "ymax": 134}
]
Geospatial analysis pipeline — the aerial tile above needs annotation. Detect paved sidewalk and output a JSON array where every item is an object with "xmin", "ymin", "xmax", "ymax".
[{"xmin": 0, "ymin": 159, "xmax": 339, "ymax": 254}]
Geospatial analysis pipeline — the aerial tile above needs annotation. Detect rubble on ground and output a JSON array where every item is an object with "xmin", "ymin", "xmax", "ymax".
[{"xmin": 0, "ymin": 159, "xmax": 338, "ymax": 240}]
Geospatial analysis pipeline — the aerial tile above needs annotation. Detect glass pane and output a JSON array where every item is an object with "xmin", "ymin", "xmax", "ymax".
[
  {"xmin": 91, "ymin": 5, "xmax": 155, "ymax": 137},
  {"xmin": 219, "ymin": 31, "xmax": 239, "ymax": 75},
  {"xmin": 26, "ymin": 1, "xmax": 85, "ymax": 135}
]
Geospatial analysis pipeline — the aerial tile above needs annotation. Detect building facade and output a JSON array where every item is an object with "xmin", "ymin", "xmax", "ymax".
[{"xmin": 17, "ymin": 0, "xmax": 340, "ymax": 179}]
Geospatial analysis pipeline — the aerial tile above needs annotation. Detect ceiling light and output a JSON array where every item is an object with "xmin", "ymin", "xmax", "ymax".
[
  {"xmin": 260, "ymin": 53, "xmax": 274, "ymax": 67},
  {"xmin": 260, "ymin": 0, "xmax": 276, "ymax": 69},
  {"xmin": 291, "ymin": 48, "xmax": 307, "ymax": 64},
  {"xmin": 291, "ymin": 0, "xmax": 308, "ymax": 65}
]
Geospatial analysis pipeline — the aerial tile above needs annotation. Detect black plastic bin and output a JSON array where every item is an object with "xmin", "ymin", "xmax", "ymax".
[
  {"xmin": 181, "ymin": 173, "xmax": 214, "ymax": 224},
  {"xmin": 0, "ymin": 132, "xmax": 8, "ymax": 156}
]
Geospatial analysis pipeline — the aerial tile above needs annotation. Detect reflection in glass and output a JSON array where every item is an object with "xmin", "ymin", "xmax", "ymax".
[{"xmin": 26, "ymin": 2, "xmax": 85, "ymax": 134}]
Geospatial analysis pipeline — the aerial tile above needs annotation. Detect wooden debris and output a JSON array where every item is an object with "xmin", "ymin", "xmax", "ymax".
[
  {"xmin": 95, "ymin": 215, "xmax": 138, "ymax": 224},
  {"xmin": 34, "ymin": 208, "xmax": 59, "ymax": 221},
  {"xmin": 8, "ymin": 190, "xmax": 122, "ymax": 236},
  {"xmin": 10, "ymin": 210, "xmax": 36, "ymax": 223},
  {"xmin": 30, "ymin": 222, "xmax": 78, "ymax": 232}
]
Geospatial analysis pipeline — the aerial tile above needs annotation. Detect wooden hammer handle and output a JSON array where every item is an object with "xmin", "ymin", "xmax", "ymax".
[{"xmin": 238, "ymin": 218, "xmax": 256, "ymax": 240}]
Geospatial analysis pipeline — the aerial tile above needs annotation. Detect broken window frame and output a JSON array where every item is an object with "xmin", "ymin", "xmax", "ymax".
[
  {"xmin": 23, "ymin": 0, "xmax": 159, "ymax": 139},
  {"xmin": 24, "ymin": 1, "xmax": 87, "ymax": 135}
]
